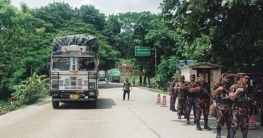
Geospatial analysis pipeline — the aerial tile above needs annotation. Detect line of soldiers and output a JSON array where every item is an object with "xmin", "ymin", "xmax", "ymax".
[{"xmin": 169, "ymin": 73, "xmax": 260, "ymax": 138}]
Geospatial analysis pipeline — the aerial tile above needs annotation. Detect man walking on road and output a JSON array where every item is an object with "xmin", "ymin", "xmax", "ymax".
[
  {"xmin": 212, "ymin": 73, "xmax": 232, "ymax": 138},
  {"xmin": 123, "ymin": 78, "xmax": 132, "ymax": 101},
  {"xmin": 185, "ymin": 74, "xmax": 197, "ymax": 124},
  {"xmin": 169, "ymin": 77, "xmax": 177, "ymax": 112}
]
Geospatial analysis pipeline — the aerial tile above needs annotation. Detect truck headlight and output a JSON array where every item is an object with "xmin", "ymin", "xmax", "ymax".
[
  {"xmin": 89, "ymin": 92, "xmax": 95, "ymax": 96},
  {"xmin": 89, "ymin": 85, "xmax": 95, "ymax": 89}
]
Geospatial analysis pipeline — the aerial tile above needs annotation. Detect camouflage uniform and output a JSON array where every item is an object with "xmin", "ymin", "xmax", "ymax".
[
  {"xmin": 229, "ymin": 80, "xmax": 252, "ymax": 138},
  {"xmin": 177, "ymin": 81, "xmax": 189, "ymax": 119},
  {"xmin": 169, "ymin": 79, "xmax": 177, "ymax": 112},
  {"xmin": 195, "ymin": 81, "xmax": 212, "ymax": 130},
  {"xmin": 214, "ymin": 82, "xmax": 232, "ymax": 138},
  {"xmin": 186, "ymin": 81, "xmax": 197, "ymax": 124}
]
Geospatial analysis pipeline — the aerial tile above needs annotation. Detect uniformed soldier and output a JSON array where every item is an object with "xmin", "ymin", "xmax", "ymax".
[
  {"xmin": 212, "ymin": 73, "xmax": 232, "ymax": 138},
  {"xmin": 190, "ymin": 73, "xmax": 212, "ymax": 130},
  {"xmin": 229, "ymin": 73, "xmax": 254, "ymax": 138},
  {"xmin": 185, "ymin": 74, "xmax": 197, "ymax": 124},
  {"xmin": 175, "ymin": 75, "xmax": 188, "ymax": 119},
  {"xmin": 169, "ymin": 77, "xmax": 177, "ymax": 112}
]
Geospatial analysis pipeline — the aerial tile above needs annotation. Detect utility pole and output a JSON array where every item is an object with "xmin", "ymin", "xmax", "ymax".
[
  {"xmin": 154, "ymin": 47, "xmax": 157, "ymax": 80},
  {"xmin": 151, "ymin": 47, "xmax": 157, "ymax": 80}
]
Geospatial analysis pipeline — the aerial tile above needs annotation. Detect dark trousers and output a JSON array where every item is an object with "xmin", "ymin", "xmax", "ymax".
[{"xmin": 123, "ymin": 90, "xmax": 130, "ymax": 100}]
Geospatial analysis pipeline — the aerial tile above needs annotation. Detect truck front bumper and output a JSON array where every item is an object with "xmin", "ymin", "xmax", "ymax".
[{"xmin": 52, "ymin": 97, "xmax": 96, "ymax": 102}]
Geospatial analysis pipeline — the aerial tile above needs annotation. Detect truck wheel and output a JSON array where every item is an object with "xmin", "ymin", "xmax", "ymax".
[
  {"xmin": 52, "ymin": 101, "xmax": 59, "ymax": 108},
  {"xmin": 91, "ymin": 102, "xmax": 97, "ymax": 108}
]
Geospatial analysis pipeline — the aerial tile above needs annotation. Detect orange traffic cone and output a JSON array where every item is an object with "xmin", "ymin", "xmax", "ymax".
[
  {"xmin": 160, "ymin": 95, "xmax": 168, "ymax": 107},
  {"xmin": 155, "ymin": 94, "xmax": 161, "ymax": 104}
]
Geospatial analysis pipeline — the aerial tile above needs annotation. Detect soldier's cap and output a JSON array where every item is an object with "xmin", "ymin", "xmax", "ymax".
[
  {"xmin": 180, "ymin": 75, "xmax": 185, "ymax": 78},
  {"xmin": 190, "ymin": 74, "xmax": 195, "ymax": 77},
  {"xmin": 221, "ymin": 73, "xmax": 229, "ymax": 78},
  {"xmin": 237, "ymin": 73, "xmax": 249, "ymax": 78},
  {"xmin": 171, "ymin": 76, "xmax": 175, "ymax": 79}
]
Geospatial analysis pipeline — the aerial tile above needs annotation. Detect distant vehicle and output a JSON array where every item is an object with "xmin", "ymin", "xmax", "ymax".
[
  {"xmin": 98, "ymin": 70, "xmax": 106, "ymax": 81},
  {"xmin": 49, "ymin": 34, "xmax": 99, "ymax": 109},
  {"xmin": 109, "ymin": 69, "xmax": 121, "ymax": 83}
]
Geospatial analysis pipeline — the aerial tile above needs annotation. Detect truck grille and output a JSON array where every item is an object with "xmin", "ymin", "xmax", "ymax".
[
  {"xmin": 63, "ymin": 77, "xmax": 83, "ymax": 89},
  {"xmin": 84, "ymin": 81, "xmax": 88, "ymax": 86}
]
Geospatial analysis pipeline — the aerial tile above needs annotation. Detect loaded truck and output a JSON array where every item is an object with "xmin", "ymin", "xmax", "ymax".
[
  {"xmin": 49, "ymin": 34, "xmax": 99, "ymax": 108},
  {"xmin": 98, "ymin": 70, "xmax": 106, "ymax": 81},
  {"xmin": 109, "ymin": 69, "xmax": 121, "ymax": 83}
]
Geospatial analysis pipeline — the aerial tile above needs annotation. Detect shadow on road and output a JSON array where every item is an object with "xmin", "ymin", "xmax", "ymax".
[
  {"xmin": 98, "ymin": 83, "xmax": 123, "ymax": 89},
  {"xmin": 55, "ymin": 98, "xmax": 116, "ymax": 110}
]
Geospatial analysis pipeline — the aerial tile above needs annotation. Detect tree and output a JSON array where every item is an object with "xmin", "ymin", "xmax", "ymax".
[
  {"xmin": 76, "ymin": 5, "xmax": 106, "ymax": 31},
  {"xmin": 160, "ymin": 0, "xmax": 263, "ymax": 72}
]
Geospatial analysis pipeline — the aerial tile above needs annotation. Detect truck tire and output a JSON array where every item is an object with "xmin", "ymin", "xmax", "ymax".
[
  {"xmin": 91, "ymin": 101, "xmax": 97, "ymax": 108},
  {"xmin": 52, "ymin": 101, "xmax": 59, "ymax": 108}
]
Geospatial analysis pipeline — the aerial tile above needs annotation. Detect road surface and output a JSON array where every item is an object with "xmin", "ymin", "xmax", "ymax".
[{"xmin": 0, "ymin": 83, "xmax": 262, "ymax": 138}]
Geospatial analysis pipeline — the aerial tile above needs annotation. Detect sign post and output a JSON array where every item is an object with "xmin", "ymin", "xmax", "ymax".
[{"xmin": 135, "ymin": 47, "xmax": 151, "ymax": 57}]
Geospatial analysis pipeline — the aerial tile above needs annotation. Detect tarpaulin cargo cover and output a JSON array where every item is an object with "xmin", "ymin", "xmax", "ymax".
[{"xmin": 52, "ymin": 34, "xmax": 98, "ymax": 54}]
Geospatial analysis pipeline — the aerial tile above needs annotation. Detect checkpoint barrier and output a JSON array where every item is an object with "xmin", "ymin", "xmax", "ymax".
[
  {"xmin": 160, "ymin": 95, "xmax": 168, "ymax": 107},
  {"xmin": 155, "ymin": 94, "xmax": 161, "ymax": 104}
]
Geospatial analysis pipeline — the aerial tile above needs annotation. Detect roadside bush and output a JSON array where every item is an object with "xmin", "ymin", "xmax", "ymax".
[{"xmin": 0, "ymin": 72, "xmax": 49, "ymax": 115}]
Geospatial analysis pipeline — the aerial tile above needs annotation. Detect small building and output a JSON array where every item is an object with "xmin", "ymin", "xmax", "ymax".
[{"xmin": 180, "ymin": 62, "xmax": 223, "ymax": 89}]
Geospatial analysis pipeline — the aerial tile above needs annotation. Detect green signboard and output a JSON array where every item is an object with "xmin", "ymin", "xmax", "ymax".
[{"xmin": 135, "ymin": 47, "xmax": 151, "ymax": 56}]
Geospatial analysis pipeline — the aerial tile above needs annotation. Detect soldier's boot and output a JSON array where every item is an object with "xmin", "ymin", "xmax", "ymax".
[
  {"xmin": 170, "ymin": 106, "xmax": 172, "ymax": 110},
  {"xmin": 204, "ymin": 119, "xmax": 212, "ymax": 130},
  {"xmin": 260, "ymin": 121, "xmax": 263, "ymax": 126},
  {"xmin": 186, "ymin": 116, "xmax": 190, "ymax": 124},
  {"xmin": 196, "ymin": 120, "xmax": 202, "ymax": 130},
  {"xmin": 216, "ymin": 128, "xmax": 221, "ymax": 138},
  {"xmin": 178, "ymin": 115, "xmax": 181, "ymax": 119},
  {"xmin": 172, "ymin": 108, "xmax": 177, "ymax": 112}
]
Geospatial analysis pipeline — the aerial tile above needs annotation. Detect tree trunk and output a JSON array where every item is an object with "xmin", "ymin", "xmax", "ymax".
[
  {"xmin": 147, "ymin": 71, "xmax": 151, "ymax": 86},
  {"xmin": 143, "ymin": 73, "xmax": 147, "ymax": 86},
  {"xmin": 139, "ymin": 66, "xmax": 143, "ymax": 86}
]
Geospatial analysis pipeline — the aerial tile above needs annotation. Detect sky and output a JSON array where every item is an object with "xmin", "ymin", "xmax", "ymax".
[{"xmin": 11, "ymin": 0, "xmax": 163, "ymax": 15}]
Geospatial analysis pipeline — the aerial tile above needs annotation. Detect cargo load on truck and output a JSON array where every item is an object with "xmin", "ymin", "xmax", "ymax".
[
  {"xmin": 109, "ymin": 69, "xmax": 121, "ymax": 83},
  {"xmin": 49, "ymin": 34, "xmax": 99, "ymax": 109}
]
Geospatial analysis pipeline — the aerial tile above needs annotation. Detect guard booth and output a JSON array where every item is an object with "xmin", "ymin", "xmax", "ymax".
[{"xmin": 180, "ymin": 62, "xmax": 223, "ymax": 89}]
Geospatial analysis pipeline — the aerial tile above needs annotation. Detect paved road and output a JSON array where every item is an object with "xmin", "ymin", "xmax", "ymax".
[{"xmin": 0, "ymin": 83, "xmax": 262, "ymax": 138}]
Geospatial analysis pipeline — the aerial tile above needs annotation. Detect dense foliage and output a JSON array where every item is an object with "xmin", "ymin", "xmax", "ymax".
[{"xmin": 1, "ymin": 0, "xmax": 263, "ymax": 102}]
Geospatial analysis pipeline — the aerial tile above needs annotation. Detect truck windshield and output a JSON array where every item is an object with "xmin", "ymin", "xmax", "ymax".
[
  {"xmin": 78, "ymin": 58, "xmax": 95, "ymax": 71},
  {"xmin": 53, "ymin": 58, "xmax": 70, "ymax": 70}
]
